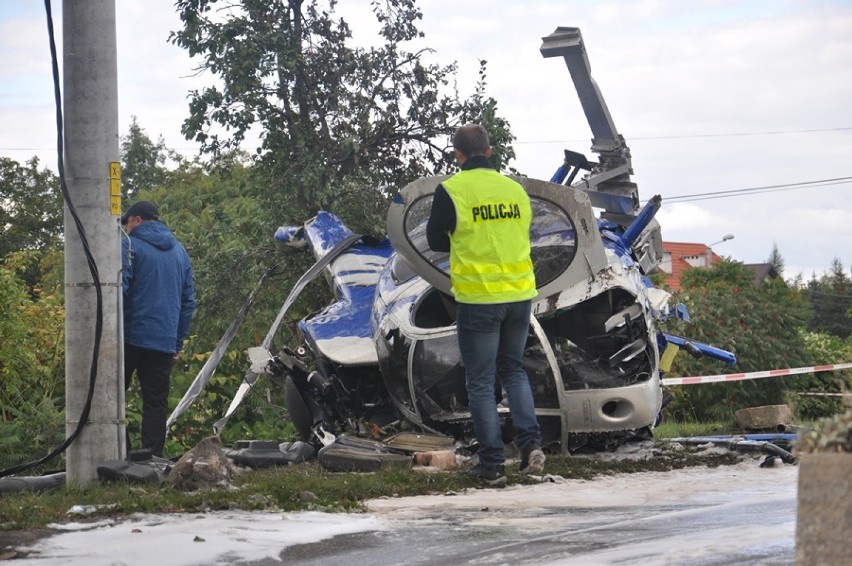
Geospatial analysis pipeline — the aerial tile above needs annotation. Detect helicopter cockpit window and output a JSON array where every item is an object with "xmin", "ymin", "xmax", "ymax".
[
  {"xmin": 403, "ymin": 195, "xmax": 450, "ymax": 271},
  {"xmin": 402, "ymin": 194, "xmax": 577, "ymax": 288},
  {"xmin": 390, "ymin": 254, "xmax": 418, "ymax": 285},
  {"xmin": 530, "ymin": 198, "xmax": 577, "ymax": 287}
]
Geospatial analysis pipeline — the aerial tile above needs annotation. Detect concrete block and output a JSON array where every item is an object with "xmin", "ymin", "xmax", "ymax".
[{"xmin": 734, "ymin": 404, "xmax": 793, "ymax": 430}]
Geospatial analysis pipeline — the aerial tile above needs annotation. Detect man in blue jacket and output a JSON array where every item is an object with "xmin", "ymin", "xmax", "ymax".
[{"xmin": 121, "ymin": 200, "xmax": 195, "ymax": 457}]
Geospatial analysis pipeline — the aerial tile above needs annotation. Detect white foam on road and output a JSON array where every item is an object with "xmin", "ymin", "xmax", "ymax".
[
  {"xmin": 366, "ymin": 459, "xmax": 798, "ymax": 514},
  {"xmin": 18, "ymin": 511, "xmax": 382, "ymax": 566}
]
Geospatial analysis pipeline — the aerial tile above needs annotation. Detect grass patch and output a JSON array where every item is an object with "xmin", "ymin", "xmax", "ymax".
[
  {"xmin": 654, "ymin": 420, "xmax": 735, "ymax": 438},
  {"xmin": 0, "ymin": 444, "xmax": 740, "ymax": 534}
]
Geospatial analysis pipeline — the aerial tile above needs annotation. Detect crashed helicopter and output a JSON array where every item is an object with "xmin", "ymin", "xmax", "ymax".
[{"xmin": 205, "ymin": 27, "xmax": 736, "ymax": 459}]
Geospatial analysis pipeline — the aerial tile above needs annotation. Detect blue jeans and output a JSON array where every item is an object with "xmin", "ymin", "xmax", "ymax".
[{"xmin": 457, "ymin": 300, "xmax": 541, "ymax": 468}]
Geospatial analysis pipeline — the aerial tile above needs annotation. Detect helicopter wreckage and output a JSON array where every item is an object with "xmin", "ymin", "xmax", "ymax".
[{"xmin": 173, "ymin": 27, "xmax": 736, "ymax": 471}]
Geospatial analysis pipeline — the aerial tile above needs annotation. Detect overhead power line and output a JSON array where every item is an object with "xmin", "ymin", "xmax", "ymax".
[{"xmin": 655, "ymin": 176, "xmax": 852, "ymax": 204}]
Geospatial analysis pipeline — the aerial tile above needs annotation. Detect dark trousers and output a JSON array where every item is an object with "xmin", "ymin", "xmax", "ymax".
[{"xmin": 125, "ymin": 344, "xmax": 175, "ymax": 457}]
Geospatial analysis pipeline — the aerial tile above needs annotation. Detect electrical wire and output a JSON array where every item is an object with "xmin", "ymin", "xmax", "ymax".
[
  {"xmin": 0, "ymin": 0, "xmax": 104, "ymax": 479},
  {"xmin": 636, "ymin": 176, "xmax": 852, "ymax": 205},
  {"xmin": 659, "ymin": 177, "xmax": 852, "ymax": 204}
]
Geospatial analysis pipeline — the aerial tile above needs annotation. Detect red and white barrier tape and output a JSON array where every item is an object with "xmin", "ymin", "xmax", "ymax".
[{"xmin": 661, "ymin": 362, "xmax": 852, "ymax": 386}]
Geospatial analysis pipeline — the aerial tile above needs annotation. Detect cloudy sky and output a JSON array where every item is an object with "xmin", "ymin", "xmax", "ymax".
[{"xmin": 2, "ymin": 0, "xmax": 850, "ymax": 280}]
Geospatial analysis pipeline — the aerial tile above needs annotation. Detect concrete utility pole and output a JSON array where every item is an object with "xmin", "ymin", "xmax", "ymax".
[{"xmin": 63, "ymin": 0, "xmax": 124, "ymax": 484}]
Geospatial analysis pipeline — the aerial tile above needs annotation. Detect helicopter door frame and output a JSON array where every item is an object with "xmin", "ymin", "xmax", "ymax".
[{"xmin": 386, "ymin": 174, "xmax": 609, "ymax": 301}]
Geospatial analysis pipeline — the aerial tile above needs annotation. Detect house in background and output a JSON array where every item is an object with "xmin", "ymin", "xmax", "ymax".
[
  {"xmin": 656, "ymin": 241, "xmax": 780, "ymax": 291},
  {"xmin": 657, "ymin": 242, "xmax": 721, "ymax": 291}
]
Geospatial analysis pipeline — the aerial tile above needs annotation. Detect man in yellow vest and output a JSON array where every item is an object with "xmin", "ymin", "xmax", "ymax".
[{"xmin": 426, "ymin": 123, "xmax": 545, "ymax": 485}]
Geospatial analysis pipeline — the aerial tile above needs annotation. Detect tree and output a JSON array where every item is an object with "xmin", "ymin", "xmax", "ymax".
[
  {"xmin": 170, "ymin": 0, "xmax": 516, "ymax": 235},
  {"xmin": 766, "ymin": 242, "xmax": 784, "ymax": 278},
  {"xmin": 120, "ymin": 117, "xmax": 173, "ymax": 201},
  {"xmin": 663, "ymin": 259, "xmax": 812, "ymax": 421},
  {"xmin": 808, "ymin": 258, "xmax": 852, "ymax": 339},
  {"xmin": 458, "ymin": 60, "xmax": 517, "ymax": 173},
  {"xmin": 0, "ymin": 157, "xmax": 63, "ymax": 258}
]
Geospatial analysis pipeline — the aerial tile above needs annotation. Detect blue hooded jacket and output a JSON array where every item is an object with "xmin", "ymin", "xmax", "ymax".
[{"xmin": 122, "ymin": 220, "xmax": 196, "ymax": 354}]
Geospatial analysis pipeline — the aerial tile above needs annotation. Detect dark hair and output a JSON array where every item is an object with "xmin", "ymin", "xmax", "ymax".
[{"xmin": 453, "ymin": 124, "xmax": 490, "ymax": 158}]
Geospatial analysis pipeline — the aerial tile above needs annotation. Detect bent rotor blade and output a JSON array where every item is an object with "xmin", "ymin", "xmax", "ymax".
[
  {"xmin": 165, "ymin": 266, "xmax": 273, "ymax": 432},
  {"xmin": 212, "ymin": 232, "xmax": 363, "ymax": 435}
]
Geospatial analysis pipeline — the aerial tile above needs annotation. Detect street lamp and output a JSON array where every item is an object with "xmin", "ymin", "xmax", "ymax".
[
  {"xmin": 708, "ymin": 234, "xmax": 735, "ymax": 248},
  {"xmin": 706, "ymin": 234, "xmax": 734, "ymax": 267}
]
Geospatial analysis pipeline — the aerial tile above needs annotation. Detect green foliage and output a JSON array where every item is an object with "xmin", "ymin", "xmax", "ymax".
[
  {"xmin": 788, "ymin": 331, "xmax": 852, "ymax": 419},
  {"xmin": 169, "ymin": 0, "xmax": 516, "ymax": 229},
  {"xmin": 662, "ymin": 259, "xmax": 812, "ymax": 421},
  {"xmin": 807, "ymin": 258, "xmax": 852, "ymax": 339},
  {"xmin": 0, "ymin": 251, "xmax": 66, "ymax": 466},
  {"xmin": 120, "ymin": 116, "xmax": 175, "ymax": 201},
  {"xmin": 766, "ymin": 242, "xmax": 785, "ymax": 278},
  {"xmin": 0, "ymin": 157, "xmax": 63, "ymax": 289},
  {"xmin": 458, "ymin": 60, "xmax": 517, "ymax": 174},
  {"xmin": 654, "ymin": 420, "xmax": 733, "ymax": 438}
]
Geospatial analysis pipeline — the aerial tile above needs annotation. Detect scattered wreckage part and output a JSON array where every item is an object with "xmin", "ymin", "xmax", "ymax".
[
  {"xmin": 412, "ymin": 450, "xmax": 458, "ymax": 469},
  {"xmin": 226, "ymin": 440, "xmax": 316, "ymax": 469},
  {"xmin": 274, "ymin": 224, "xmax": 307, "ymax": 249},
  {"xmin": 661, "ymin": 333, "xmax": 737, "ymax": 366},
  {"xmin": 95, "ymin": 450, "xmax": 175, "ymax": 484},
  {"xmin": 284, "ymin": 374, "xmax": 322, "ymax": 441},
  {"xmin": 565, "ymin": 427, "xmax": 655, "ymax": 454},
  {"xmin": 314, "ymin": 426, "xmax": 337, "ymax": 447},
  {"xmin": 97, "ymin": 460, "xmax": 160, "ymax": 484},
  {"xmin": 382, "ymin": 432, "xmax": 456, "ymax": 453},
  {"xmin": 0, "ymin": 472, "xmax": 66, "ymax": 494},
  {"xmin": 668, "ymin": 435, "xmax": 797, "ymax": 464},
  {"xmin": 213, "ymin": 232, "xmax": 364, "ymax": 435},
  {"xmin": 247, "ymin": 346, "xmax": 275, "ymax": 375},
  {"xmin": 317, "ymin": 435, "xmax": 413, "ymax": 472},
  {"xmin": 691, "ymin": 433, "xmax": 798, "ymax": 452}
]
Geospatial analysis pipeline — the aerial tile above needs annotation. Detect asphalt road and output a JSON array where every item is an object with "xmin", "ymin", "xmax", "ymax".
[{"xmin": 8, "ymin": 458, "xmax": 798, "ymax": 565}]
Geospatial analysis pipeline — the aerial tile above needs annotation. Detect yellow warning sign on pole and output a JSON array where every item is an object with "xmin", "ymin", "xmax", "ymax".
[{"xmin": 109, "ymin": 161, "xmax": 122, "ymax": 215}]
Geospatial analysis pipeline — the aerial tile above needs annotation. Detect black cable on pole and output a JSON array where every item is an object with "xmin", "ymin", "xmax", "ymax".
[{"xmin": 0, "ymin": 0, "xmax": 104, "ymax": 478}]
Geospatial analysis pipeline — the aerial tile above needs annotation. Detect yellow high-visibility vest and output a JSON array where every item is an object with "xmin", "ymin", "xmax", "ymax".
[{"xmin": 442, "ymin": 168, "xmax": 536, "ymax": 304}]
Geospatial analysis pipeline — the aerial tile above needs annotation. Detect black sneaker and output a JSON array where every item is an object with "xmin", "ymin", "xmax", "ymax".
[
  {"xmin": 520, "ymin": 443, "xmax": 546, "ymax": 475},
  {"xmin": 465, "ymin": 463, "xmax": 507, "ymax": 486}
]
